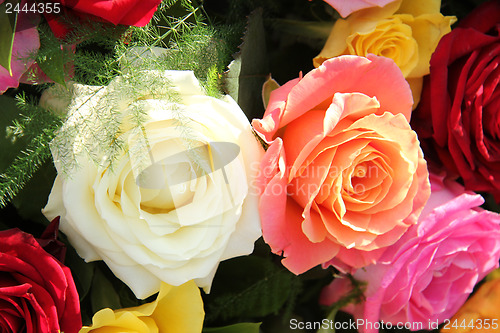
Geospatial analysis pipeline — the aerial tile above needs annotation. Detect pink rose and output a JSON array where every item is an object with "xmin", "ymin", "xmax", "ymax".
[
  {"xmin": 0, "ymin": 5, "xmax": 40, "ymax": 94},
  {"xmin": 252, "ymin": 55, "xmax": 430, "ymax": 274},
  {"xmin": 321, "ymin": 173, "xmax": 500, "ymax": 332},
  {"xmin": 321, "ymin": 0, "xmax": 397, "ymax": 18}
]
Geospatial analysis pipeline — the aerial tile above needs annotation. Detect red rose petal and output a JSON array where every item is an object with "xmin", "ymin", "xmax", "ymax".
[
  {"xmin": 0, "ymin": 229, "xmax": 81, "ymax": 333},
  {"xmin": 458, "ymin": 1, "xmax": 500, "ymax": 32}
]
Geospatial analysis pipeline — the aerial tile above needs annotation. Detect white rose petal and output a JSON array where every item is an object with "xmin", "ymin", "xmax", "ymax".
[{"xmin": 43, "ymin": 70, "xmax": 264, "ymax": 299}]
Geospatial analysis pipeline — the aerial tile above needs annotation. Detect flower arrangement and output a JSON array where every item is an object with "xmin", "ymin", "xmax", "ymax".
[{"xmin": 0, "ymin": 0, "xmax": 499, "ymax": 332}]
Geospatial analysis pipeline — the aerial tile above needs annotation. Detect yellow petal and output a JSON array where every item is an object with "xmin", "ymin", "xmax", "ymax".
[
  {"xmin": 404, "ymin": 13, "xmax": 457, "ymax": 78},
  {"xmin": 80, "ymin": 308, "xmax": 157, "ymax": 333},
  {"xmin": 407, "ymin": 77, "xmax": 423, "ymax": 109},
  {"xmin": 313, "ymin": 19, "xmax": 351, "ymax": 67},
  {"xmin": 152, "ymin": 281, "xmax": 205, "ymax": 333},
  {"xmin": 346, "ymin": 16, "xmax": 419, "ymax": 76},
  {"xmin": 397, "ymin": 0, "xmax": 441, "ymax": 16},
  {"xmin": 313, "ymin": 0, "xmax": 402, "ymax": 67},
  {"xmin": 80, "ymin": 282, "xmax": 204, "ymax": 333},
  {"xmin": 116, "ymin": 295, "xmax": 158, "ymax": 317}
]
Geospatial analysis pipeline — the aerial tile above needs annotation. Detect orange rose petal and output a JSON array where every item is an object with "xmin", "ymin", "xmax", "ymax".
[
  {"xmin": 345, "ymin": 157, "xmax": 391, "ymax": 204},
  {"xmin": 364, "ymin": 158, "xmax": 428, "ymax": 236},
  {"xmin": 317, "ymin": 140, "xmax": 374, "ymax": 208},
  {"xmin": 287, "ymin": 92, "xmax": 380, "ymax": 182},
  {"xmin": 342, "ymin": 210, "xmax": 376, "ymax": 233},
  {"xmin": 253, "ymin": 78, "xmax": 301, "ymax": 142},
  {"xmin": 351, "ymin": 114, "xmax": 418, "ymax": 213},
  {"xmin": 333, "ymin": 244, "xmax": 386, "ymax": 268},
  {"xmin": 280, "ymin": 199, "xmax": 341, "ymax": 274},
  {"xmin": 259, "ymin": 140, "xmax": 291, "ymax": 254},
  {"xmin": 316, "ymin": 202, "xmax": 378, "ymax": 248},
  {"xmin": 374, "ymin": 170, "xmax": 426, "ymax": 231},
  {"xmin": 301, "ymin": 204, "xmax": 330, "ymax": 243},
  {"xmin": 325, "ymin": 112, "xmax": 428, "ymax": 248},
  {"xmin": 282, "ymin": 55, "xmax": 412, "ymax": 126},
  {"xmin": 290, "ymin": 149, "xmax": 336, "ymax": 209},
  {"xmin": 341, "ymin": 148, "xmax": 387, "ymax": 197},
  {"xmin": 329, "ymin": 92, "xmax": 382, "ymax": 125},
  {"xmin": 357, "ymin": 223, "xmax": 409, "ymax": 251},
  {"xmin": 330, "ymin": 177, "xmax": 346, "ymax": 222},
  {"xmin": 331, "ymin": 141, "xmax": 392, "ymax": 214},
  {"xmin": 283, "ymin": 110, "xmax": 332, "ymax": 180}
]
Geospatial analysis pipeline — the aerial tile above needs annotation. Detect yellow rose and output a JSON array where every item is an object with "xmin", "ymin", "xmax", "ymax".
[
  {"xmin": 80, "ymin": 281, "xmax": 204, "ymax": 333},
  {"xmin": 313, "ymin": 0, "xmax": 456, "ymax": 106}
]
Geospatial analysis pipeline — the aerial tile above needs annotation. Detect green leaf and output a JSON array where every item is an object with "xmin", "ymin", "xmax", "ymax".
[
  {"xmin": 225, "ymin": 58, "xmax": 241, "ymax": 102},
  {"xmin": 0, "ymin": 1, "xmax": 18, "ymax": 75},
  {"xmin": 272, "ymin": 19, "xmax": 333, "ymax": 49},
  {"xmin": 0, "ymin": 95, "xmax": 26, "ymax": 171},
  {"xmin": 65, "ymin": 246, "xmax": 95, "ymax": 302},
  {"xmin": 90, "ymin": 265, "xmax": 122, "ymax": 313},
  {"xmin": 317, "ymin": 308, "xmax": 338, "ymax": 333},
  {"xmin": 223, "ymin": 8, "xmax": 269, "ymax": 120},
  {"xmin": 36, "ymin": 25, "xmax": 71, "ymax": 86},
  {"xmin": 11, "ymin": 161, "xmax": 57, "ymax": 225},
  {"xmin": 116, "ymin": 282, "xmax": 145, "ymax": 309},
  {"xmin": 261, "ymin": 76, "xmax": 280, "ymax": 110},
  {"xmin": 204, "ymin": 256, "xmax": 302, "ymax": 323},
  {"xmin": 37, "ymin": 48, "xmax": 67, "ymax": 87},
  {"xmin": 203, "ymin": 323, "xmax": 261, "ymax": 333}
]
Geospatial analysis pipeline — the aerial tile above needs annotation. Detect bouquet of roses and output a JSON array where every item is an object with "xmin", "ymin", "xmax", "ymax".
[{"xmin": 0, "ymin": 0, "xmax": 499, "ymax": 332}]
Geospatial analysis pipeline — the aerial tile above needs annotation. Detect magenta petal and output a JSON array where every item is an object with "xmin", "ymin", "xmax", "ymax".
[{"xmin": 0, "ymin": 12, "xmax": 40, "ymax": 94}]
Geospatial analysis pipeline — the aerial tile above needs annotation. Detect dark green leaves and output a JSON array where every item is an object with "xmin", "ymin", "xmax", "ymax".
[
  {"xmin": 90, "ymin": 266, "xmax": 123, "ymax": 313},
  {"xmin": 223, "ymin": 9, "xmax": 269, "ymax": 120},
  {"xmin": 204, "ymin": 256, "xmax": 302, "ymax": 323},
  {"xmin": 203, "ymin": 323, "xmax": 261, "ymax": 333}
]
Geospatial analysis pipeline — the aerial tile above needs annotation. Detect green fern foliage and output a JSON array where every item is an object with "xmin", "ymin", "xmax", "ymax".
[
  {"xmin": 0, "ymin": 0, "xmax": 242, "ymax": 206},
  {"xmin": 0, "ymin": 95, "xmax": 62, "ymax": 208}
]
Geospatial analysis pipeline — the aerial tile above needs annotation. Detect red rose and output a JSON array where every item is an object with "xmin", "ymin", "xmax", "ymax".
[
  {"xmin": 412, "ymin": 0, "xmax": 500, "ymax": 199},
  {"xmin": 0, "ymin": 229, "xmax": 81, "ymax": 332},
  {"xmin": 45, "ymin": 0, "xmax": 162, "ymax": 39}
]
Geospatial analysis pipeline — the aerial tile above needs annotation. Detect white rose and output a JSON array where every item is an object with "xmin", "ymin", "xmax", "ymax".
[{"xmin": 43, "ymin": 70, "xmax": 264, "ymax": 299}]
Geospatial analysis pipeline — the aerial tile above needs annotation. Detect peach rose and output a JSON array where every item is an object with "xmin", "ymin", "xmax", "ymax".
[
  {"xmin": 314, "ymin": 0, "xmax": 456, "ymax": 106},
  {"xmin": 252, "ymin": 55, "xmax": 430, "ymax": 274}
]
